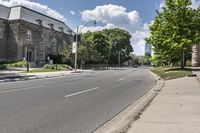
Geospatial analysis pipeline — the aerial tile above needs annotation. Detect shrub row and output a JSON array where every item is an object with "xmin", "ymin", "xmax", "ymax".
[
  {"xmin": 43, "ymin": 64, "xmax": 73, "ymax": 71},
  {"xmin": 0, "ymin": 60, "xmax": 27, "ymax": 69}
]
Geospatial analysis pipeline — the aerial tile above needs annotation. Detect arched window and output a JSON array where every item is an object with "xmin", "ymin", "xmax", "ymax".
[{"xmin": 41, "ymin": 33, "xmax": 45, "ymax": 43}]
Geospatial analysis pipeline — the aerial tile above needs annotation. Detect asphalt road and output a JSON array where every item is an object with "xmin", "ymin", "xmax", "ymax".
[{"xmin": 0, "ymin": 67, "xmax": 156, "ymax": 133}]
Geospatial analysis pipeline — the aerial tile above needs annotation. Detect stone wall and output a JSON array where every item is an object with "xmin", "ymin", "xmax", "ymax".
[
  {"xmin": 7, "ymin": 20, "xmax": 20, "ymax": 61},
  {"xmin": 5, "ymin": 20, "xmax": 72, "ymax": 67},
  {"xmin": 0, "ymin": 19, "xmax": 8, "ymax": 61}
]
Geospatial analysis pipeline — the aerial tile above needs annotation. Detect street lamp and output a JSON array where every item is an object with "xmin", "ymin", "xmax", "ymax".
[
  {"xmin": 74, "ymin": 20, "xmax": 96, "ymax": 71},
  {"xmin": 118, "ymin": 51, "xmax": 121, "ymax": 67}
]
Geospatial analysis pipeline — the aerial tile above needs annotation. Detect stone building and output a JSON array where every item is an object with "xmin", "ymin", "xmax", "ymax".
[
  {"xmin": 192, "ymin": 45, "xmax": 200, "ymax": 67},
  {"xmin": 0, "ymin": 4, "xmax": 73, "ymax": 67}
]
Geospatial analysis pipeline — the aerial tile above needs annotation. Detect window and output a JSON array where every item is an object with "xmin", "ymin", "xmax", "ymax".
[
  {"xmin": 0, "ymin": 27, "xmax": 3, "ymax": 38},
  {"xmin": 58, "ymin": 27, "xmax": 63, "ymax": 32},
  {"xmin": 48, "ymin": 23, "xmax": 54, "ymax": 29},
  {"xmin": 41, "ymin": 34, "xmax": 45, "ymax": 43},
  {"xmin": 27, "ymin": 30, "xmax": 32, "ymax": 41},
  {"xmin": 36, "ymin": 19, "xmax": 42, "ymax": 26},
  {"xmin": 63, "ymin": 40, "xmax": 66, "ymax": 45},
  {"xmin": 53, "ymin": 38, "xmax": 56, "ymax": 44}
]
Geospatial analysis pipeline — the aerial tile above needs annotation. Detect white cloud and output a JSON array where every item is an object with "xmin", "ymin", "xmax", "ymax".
[
  {"xmin": 70, "ymin": 10, "xmax": 75, "ymax": 15},
  {"xmin": 81, "ymin": 4, "xmax": 148, "ymax": 55},
  {"xmin": 132, "ymin": 23, "xmax": 151, "ymax": 55},
  {"xmin": 191, "ymin": 0, "xmax": 200, "ymax": 9},
  {"xmin": 81, "ymin": 4, "xmax": 142, "ymax": 33},
  {"xmin": 158, "ymin": 1, "xmax": 166, "ymax": 11},
  {"xmin": 0, "ymin": 0, "xmax": 67, "ymax": 22},
  {"xmin": 80, "ymin": 23, "xmax": 116, "ymax": 33}
]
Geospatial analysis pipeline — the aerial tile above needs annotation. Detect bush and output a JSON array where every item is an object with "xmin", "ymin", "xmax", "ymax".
[
  {"xmin": 0, "ymin": 60, "xmax": 27, "ymax": 68},
  {"xmin": 6, "ymin": 60, "xmax": 27, "ymax": 67},
  {"xmin": 0, "ymin": 64, "xmax": 6, "ymax": 70},
  {"xmin": 186, "ymin": 60, "xmax": 192, "ymax": 67},
  {"xmin": 43, "ymin": 64, "xmax": 73, "ymax": 71}
]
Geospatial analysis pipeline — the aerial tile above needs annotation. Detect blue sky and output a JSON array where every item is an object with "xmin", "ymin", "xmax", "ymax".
[
  {"xmin": 32, "ymin": 0, "xmax": 162, "ymax": 28},
  {"xmin": 1, "ymin": 0, "xmax": 199, "ymax": 55}
]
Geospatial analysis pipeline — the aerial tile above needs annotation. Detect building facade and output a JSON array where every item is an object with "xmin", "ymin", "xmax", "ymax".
[
  {"xmin": 0, "ymin": 5, "xmax": 73, "ymax": 67},
  {"xmin": 144, "ymin": 43, "xmax": 152, "ymax": 56}
]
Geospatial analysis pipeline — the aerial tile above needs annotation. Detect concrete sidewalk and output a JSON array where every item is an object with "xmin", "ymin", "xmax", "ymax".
[
  {"xmin": 192, "ymin": 67, "xmax": 200, "ymax": 80},
  {"xmin": 128, "ymin": 77, "xmax": 200, "ymax": 133}
]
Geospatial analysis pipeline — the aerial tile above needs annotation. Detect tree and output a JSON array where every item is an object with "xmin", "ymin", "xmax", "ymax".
[
  {"xmin": 59, "ymin": 37, "xmax": 73, "ymax": 65},
  {"xmin": 147, "ymin": 0, "xmax": 200, "ymax": 68},
  {"xmin": 102, "ymin": 28, "xmax": 133, "ymax": 65},
  {"xmin": 78, "ymin": 31, "xmax": 98, "ymax": 64},
  {"xmin": 138, "ymin": 53, "xmax": 152, "ymax": 65},
  {"xmin": 92, "ymin": 32, "xmax": 111, "ymax": 64},
  {"xmin": 61, "ymin": 28, "xmax": 133, "ymax": 67}
]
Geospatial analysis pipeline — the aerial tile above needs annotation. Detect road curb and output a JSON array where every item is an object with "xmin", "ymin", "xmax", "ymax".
[
  {"xmin": 93, "ymin": 69, "xmax": 164, "ymax": 133},
  {"xmin": 0, "ymin": 70, "xmax": 93, "ymax": 83},
  {"xmin": 192, "ymin": 71, "xmax": 200, "ymax": 82},
  {"xmin": 0, "ymin": 75, "xmax": 70, "ymax": 83}
]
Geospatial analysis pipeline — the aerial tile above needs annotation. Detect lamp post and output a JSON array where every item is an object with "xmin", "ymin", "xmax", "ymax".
[
  {"xmin": 74, "ymin": 20, "xmax": 96, "ymax": 71},
  {"xmin": 118, "ymin": 51, "xmax": 121, "ymax": 67}
]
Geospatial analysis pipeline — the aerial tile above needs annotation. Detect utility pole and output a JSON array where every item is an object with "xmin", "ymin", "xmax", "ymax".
[
  {"xmin": 118, "ymin": 51, "xmax": 120, "ymax": 67},
  {"xmin": 73, "ymin": 20, "xmax": 96, "ymax": 72},
  {"xmin": 74, "ymin": 26, "xmax": 78, "ymax": 72}
]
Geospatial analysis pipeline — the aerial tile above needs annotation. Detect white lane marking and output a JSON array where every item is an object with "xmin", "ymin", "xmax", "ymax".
[
  {"xmin": 0, "ymin": 85, "xmax": 45, "ymax": 94},
  {"xmin": 118, "ymin": 78, "xmax": 125, "ymax": 81},
  {"xmin": 65, "ymin": 87, "xmax": 99, "ymax": 98}
]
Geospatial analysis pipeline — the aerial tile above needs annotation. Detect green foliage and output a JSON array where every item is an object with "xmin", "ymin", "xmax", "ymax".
[
  {"xmin": 43, "ymin": 64, "xmax": 73, "ymax": 71},
  {"xmin": 78, "ymin": 31, "xmax": 111, "ymax": 64},
  {"xmin": 59, "ymin": 42, "xmax": 72, "ymax": 64},
  {"xmin": 25, "ymin": 69, "xmax": 58, "ymax": 73},
  {"xmin": 150, "ymin": 67, "xmax": 192, "ymax": 80},
  {"xmin": 138, "ymin": 53, "xmax": 152, "ymax": 65},
  {"xmin": 102, "ymin": 28, "xmax": 133, "ymax": 64},
  {"xmin": 186, "ymin": 60, "xmax": 192, "ymax": 67},
  {"xmin": 0, "ymin": 60, "xmax": 27, "ymax": 68},
  {"xmin": 147, "ymin": 0, "xmax": 200, "ymax": 68},
  {"xmin": 47, "ymin": 55, "xmax": 63, "ymax": 64},
  {"xmin": 60, "ymin": 28, "xmax": 133, "ymax": 66},
  {"xmin": 0, "ymin": 64, "xmax": 6, "ymax": 70}
]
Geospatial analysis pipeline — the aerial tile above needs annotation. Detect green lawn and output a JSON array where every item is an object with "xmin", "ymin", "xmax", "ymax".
[
  {"xmin": 149, "ymin": 67, "xmax": 193, "ymax": 80},
  {"xmin": 24, "ymin": 69, "xmax": 59, "ymax": 73}
]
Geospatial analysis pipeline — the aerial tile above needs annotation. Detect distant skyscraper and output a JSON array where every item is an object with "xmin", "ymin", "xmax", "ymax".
[{"xmin": 145, "ymin": 43, "xmax": 152, "ymax": 56}]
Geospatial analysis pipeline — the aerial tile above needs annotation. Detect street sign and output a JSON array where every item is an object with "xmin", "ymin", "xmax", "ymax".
[{"xmin": 72, "ymin": 42, "xmax": 77, "ymax": 53}]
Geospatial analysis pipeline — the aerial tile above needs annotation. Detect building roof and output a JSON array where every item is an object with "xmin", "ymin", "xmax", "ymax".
[
  {"xmin": 0, "ymin": 4, "xmax": 74, "ymax": 35},
  {"xmin": 0, "ymin": 4, "xmax": 10, "ymax": 20}
]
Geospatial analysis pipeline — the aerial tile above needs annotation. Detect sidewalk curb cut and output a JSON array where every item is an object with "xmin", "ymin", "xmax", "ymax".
[
  {"xmin": 93, "ymin": 69, "xmax": 165, "ymax": 133},
  {"xmin": 0, "ymin": 70, "xmax": 93, "ymax": 83},
  {"xmin": 0, "ymin": 75, "xmax": 71, "ymax": 83},
  {"xmin": 192, "ymin": 71, "xmax": 200, "ymax": 82}
]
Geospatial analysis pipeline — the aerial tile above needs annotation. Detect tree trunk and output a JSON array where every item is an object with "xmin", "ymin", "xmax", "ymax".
[{"xmin": 181, "ymin": 51, "xmax": 185, "ymax": 69}]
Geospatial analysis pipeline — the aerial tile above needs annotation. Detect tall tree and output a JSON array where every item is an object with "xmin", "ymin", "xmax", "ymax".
[
  {"xmin": 92, "ymin": 31, "xmax": 111, "ymax": 64},
  {"xmin": 147, "ymin": 0, "xmax": 200, "ymax": 68},
  {"xmin": 102, "ymin": 28, "xmax": 133, "ymax": 65}
]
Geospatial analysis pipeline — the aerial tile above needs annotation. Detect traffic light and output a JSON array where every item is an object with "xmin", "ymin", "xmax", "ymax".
[{"xmin": 73, "ymin": 34, "xmax": 81, "ymax": 42}]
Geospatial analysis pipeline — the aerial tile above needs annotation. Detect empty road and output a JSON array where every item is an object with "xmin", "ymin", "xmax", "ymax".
[{"xmin": 0, "ymin": 67, "xmax": 156, "ymax": 133}]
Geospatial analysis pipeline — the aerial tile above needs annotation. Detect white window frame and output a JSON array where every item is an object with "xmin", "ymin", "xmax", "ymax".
[
  {"xmin": 53, "ymin": 38, "xmax": 56, "ymax": 45},
  {"xmin": 27, "ymin": 30, "xmax": 32, "ymax": 41},
  {"xmin": 41, "ymin": 34, "xmax": 45, "ymax": 43},
  {"xmin": 63, "ymin": 40, "xmax": 66, "ymax": 45},
  {"xmin": 0, "ymin": 27, "xmax": 3, "ymax": 39}
]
